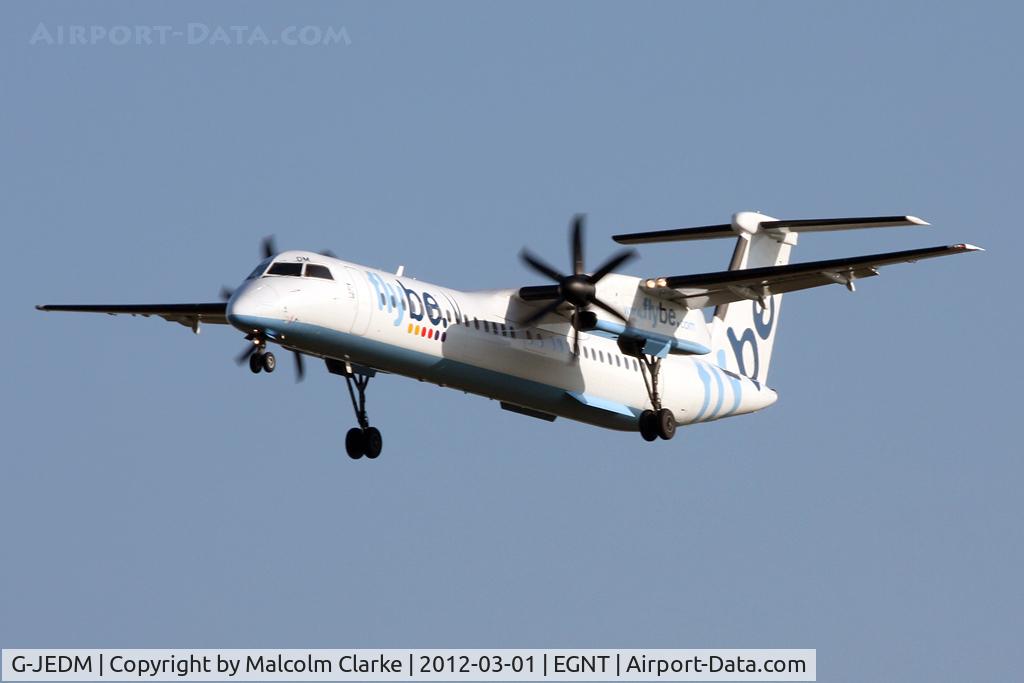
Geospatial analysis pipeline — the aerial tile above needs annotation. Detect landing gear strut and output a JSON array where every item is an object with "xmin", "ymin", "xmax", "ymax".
[
  {"xmin": 627, "ymin": 346, "xmax": 676, "ymax": 442},
  {"xmin": 327, "ymin": 359, "xmax": 383, "ymax": 460}
]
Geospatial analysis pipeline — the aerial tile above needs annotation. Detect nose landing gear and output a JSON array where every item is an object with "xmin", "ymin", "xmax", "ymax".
[
  {"xmin": 239, "ymin": 335, "xmax": 276, "ymax": 374},
  {"xmin": 248, "ymin": 349, "xmax": 276, "ymax": 374}
]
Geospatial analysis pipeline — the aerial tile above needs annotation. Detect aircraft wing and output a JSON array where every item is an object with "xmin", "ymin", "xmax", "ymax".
[
  {"xmin": 641, "ymin": 244, "xmax": 982, "ymax": 309},
  {"xmin": 36, "ymin": 303, "xmax": 228, "ymax": 330}
]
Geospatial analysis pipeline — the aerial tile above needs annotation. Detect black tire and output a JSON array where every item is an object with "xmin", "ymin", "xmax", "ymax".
[
  {"xmin": 639, "ymin": 410, "xmax": 659, "ymax": 442},
  {"xmin": 656, "ymin": 408, "xmax": 676, "ymax": 440},
  {"xmin": 262, "ymin": 351, "xmax": 276, "ymax": 373},
  {"xmin": 345, "ymin": 427, "xmax": 365, "ymax": 459},
  {"xmin": 248, "ymin": 353, "xmax": 263, "ymax": 374},
  {"xmin": 363, "ymin": 427, "xmax": 383, "ymax": 459}
]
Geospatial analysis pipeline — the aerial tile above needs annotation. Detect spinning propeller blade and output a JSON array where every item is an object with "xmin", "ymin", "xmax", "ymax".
[
  {"xmin": 517, "ymin": 214, "xmax": 637, "ymax": 356},
  {"xmin": 260, "ymin": 235, "xmax": 277, "ymax": 259},
  {"xmin": 235, "ymin": 342, "xmax": 259, "ymax": 365}
]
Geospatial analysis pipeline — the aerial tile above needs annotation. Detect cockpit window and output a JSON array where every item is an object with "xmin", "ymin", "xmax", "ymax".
[
  {"xmin": 267, "ymin": 262, "xmax": 303, "ymax": 277},
  {"xmin": 305, "ymin": 264, "xmax": 334, "ymax": 280},
  {"xmin": 246, "ymin": 258, "xmax": 272, "ymax": 280}
]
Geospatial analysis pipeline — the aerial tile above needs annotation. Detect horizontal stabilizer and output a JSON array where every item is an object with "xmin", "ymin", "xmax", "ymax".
[
  {"xmin": 613, "ymin": 214, "xmax": 927, "ymax": 244},
  {"xmin": 760, "ymin": 215, "xmax": 928, "ymax": 234},
  {"xmin": 613, "ymin": 223, "xmax": 733, "ymax": 244},
  {"xmin": 643, "ymin": 244, "xmax": 982, "ymax": 309}
]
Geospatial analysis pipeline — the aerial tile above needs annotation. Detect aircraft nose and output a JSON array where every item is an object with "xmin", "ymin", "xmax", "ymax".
[{"xmin": 226, "ymin": 282, "xmax": 280, "ymax": 332}]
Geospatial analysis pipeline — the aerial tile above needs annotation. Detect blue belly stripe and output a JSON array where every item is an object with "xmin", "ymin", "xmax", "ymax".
[{"xmin": 230, "ymin": 313, "xmax": 640, "ymax": 431}]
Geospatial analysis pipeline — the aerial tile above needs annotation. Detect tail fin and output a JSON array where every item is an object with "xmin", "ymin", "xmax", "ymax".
[
  {"xmin": 710, "ymin": 212, "xmax": 794, "ymax": 385},
  {"xmin": 612, "ymin": 211, "xmax": 938, "ymax": 385}
]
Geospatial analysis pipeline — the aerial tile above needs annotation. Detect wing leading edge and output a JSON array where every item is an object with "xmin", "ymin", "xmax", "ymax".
[
  {"xmin": 641, "ymin": 244, "xmax": 983, "ymax": 309},
  {"xmin": 36, "ymin": 303, "xmax": 228, "ymax": 330}
]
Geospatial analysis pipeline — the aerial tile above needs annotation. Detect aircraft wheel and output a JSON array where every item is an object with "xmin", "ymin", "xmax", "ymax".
[
  {"xmin": 639, "ymin": 410, "xmax": 659, "ymax": 442},
  {"xmin": 345, "ymin": 427, "xmax": 365, "ymax": 459},
  {"xmin": 656, "ymin": 408, "xmax": 676, "ymax": 440},
  {"xmin": 363, "ymin": 427, "xmax": 383, "ymax": 459},
  {"xmin": 249, "ymin": 353, "xmax": 263, "ymax": 374},
  {"xmin": 262, "ymin": 351, "xmax": 276, "ymax": 373}
]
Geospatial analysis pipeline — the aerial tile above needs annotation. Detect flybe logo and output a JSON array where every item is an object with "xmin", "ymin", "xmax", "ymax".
[
  {"xmin": 631, "ymin": 297, "xmax": 678, "ymax": 327},
  {"xmin": 726, "ymin": 297, "xmax": 776, "ymax": 383},
  {"xmin": 627, "ymin": 296, "xmax": 693, "ymax": 331},
  {"xmin": 364, "ymin": 271, "xmax": 462, "ymax": 328}
]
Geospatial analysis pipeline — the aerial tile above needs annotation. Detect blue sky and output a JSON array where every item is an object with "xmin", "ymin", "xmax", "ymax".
[{"xmin": 1, "ymin": 2, "xmax": 1020, "ymax": 680}]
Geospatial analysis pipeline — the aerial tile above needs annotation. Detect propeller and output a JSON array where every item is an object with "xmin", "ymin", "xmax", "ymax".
[
  {"xmin": 260, "ymin": 235, "xmax": 277, "ymax": 260},
  {"xmin": 518, "ymin": 214, "xmax": 637, "ymax": 357},
  {"xmin": 235, "ymin": 336, "xmax": 260, "ymax": 365}
]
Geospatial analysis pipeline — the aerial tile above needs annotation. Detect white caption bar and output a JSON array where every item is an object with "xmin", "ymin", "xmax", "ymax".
[{"xmin": 1, "ymin": 650, "xmax": 814, "ymax": 682}]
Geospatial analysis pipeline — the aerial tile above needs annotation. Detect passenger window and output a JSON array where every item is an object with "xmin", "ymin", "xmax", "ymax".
[
  {"xmin": 615, "ymin": 356, "xmax": 621, "ymax": 367},
  {"xmin": 474, "ymin": 318, "xmax": 480, "ymax": 330},
  {"xmin": 267, "ymin": 262, "xmax": 302, "ymax": 277},
  {"xmin": 598, "ymin": 350, "xmax": 605, "ymax": 363},
  {"xmin": 305, "ymin": 264, "xmax": 334, "ymax": 280}
]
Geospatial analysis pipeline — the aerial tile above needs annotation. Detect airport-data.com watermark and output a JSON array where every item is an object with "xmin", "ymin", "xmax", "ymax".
[{"xmin": 29, "ymin": 22, "xmax": 351, "ymax": 47}]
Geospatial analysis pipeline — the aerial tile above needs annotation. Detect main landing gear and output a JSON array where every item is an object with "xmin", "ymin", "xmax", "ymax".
[
  {"xmin": 639, "ymin": 407, "xmax": 676, "ymax": 442},
  {"xmin": 326, "ymin": 359, "xmax": 383, "ymax": 460},
  {"xmin": 628, "ymin": 347, "xmax": 676, "ymax": 442}
]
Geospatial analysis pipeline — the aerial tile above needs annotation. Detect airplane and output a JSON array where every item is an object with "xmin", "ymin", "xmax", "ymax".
[{"xmin": 37, "ymin": 212, "xmax": 981, "ymax": 459}]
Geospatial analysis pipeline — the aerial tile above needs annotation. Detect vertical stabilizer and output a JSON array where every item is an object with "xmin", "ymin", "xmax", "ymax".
[{"xmin": 710, "ymin": 212, "xmax": 795, "ymax": 384}]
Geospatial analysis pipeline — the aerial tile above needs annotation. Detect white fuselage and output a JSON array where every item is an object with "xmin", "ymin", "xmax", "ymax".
[{"xmin": 226, "ymin": 251, "xmax": 777, "ymax": 431}]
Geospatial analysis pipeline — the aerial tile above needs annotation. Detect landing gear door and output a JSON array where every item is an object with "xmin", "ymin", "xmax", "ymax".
[{"xmin": 343, "ymin": 267, "xmax": 372, "ymax": 335}]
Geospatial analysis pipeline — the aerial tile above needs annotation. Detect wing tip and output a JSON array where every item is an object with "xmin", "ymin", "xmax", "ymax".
[
  {"xmin": 907, "ymin": 215, "xmax": 930, "ymax": 226},
  {"xmin": 958, "ymin": 243, "xmax": 984, "ymax": 252}
]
